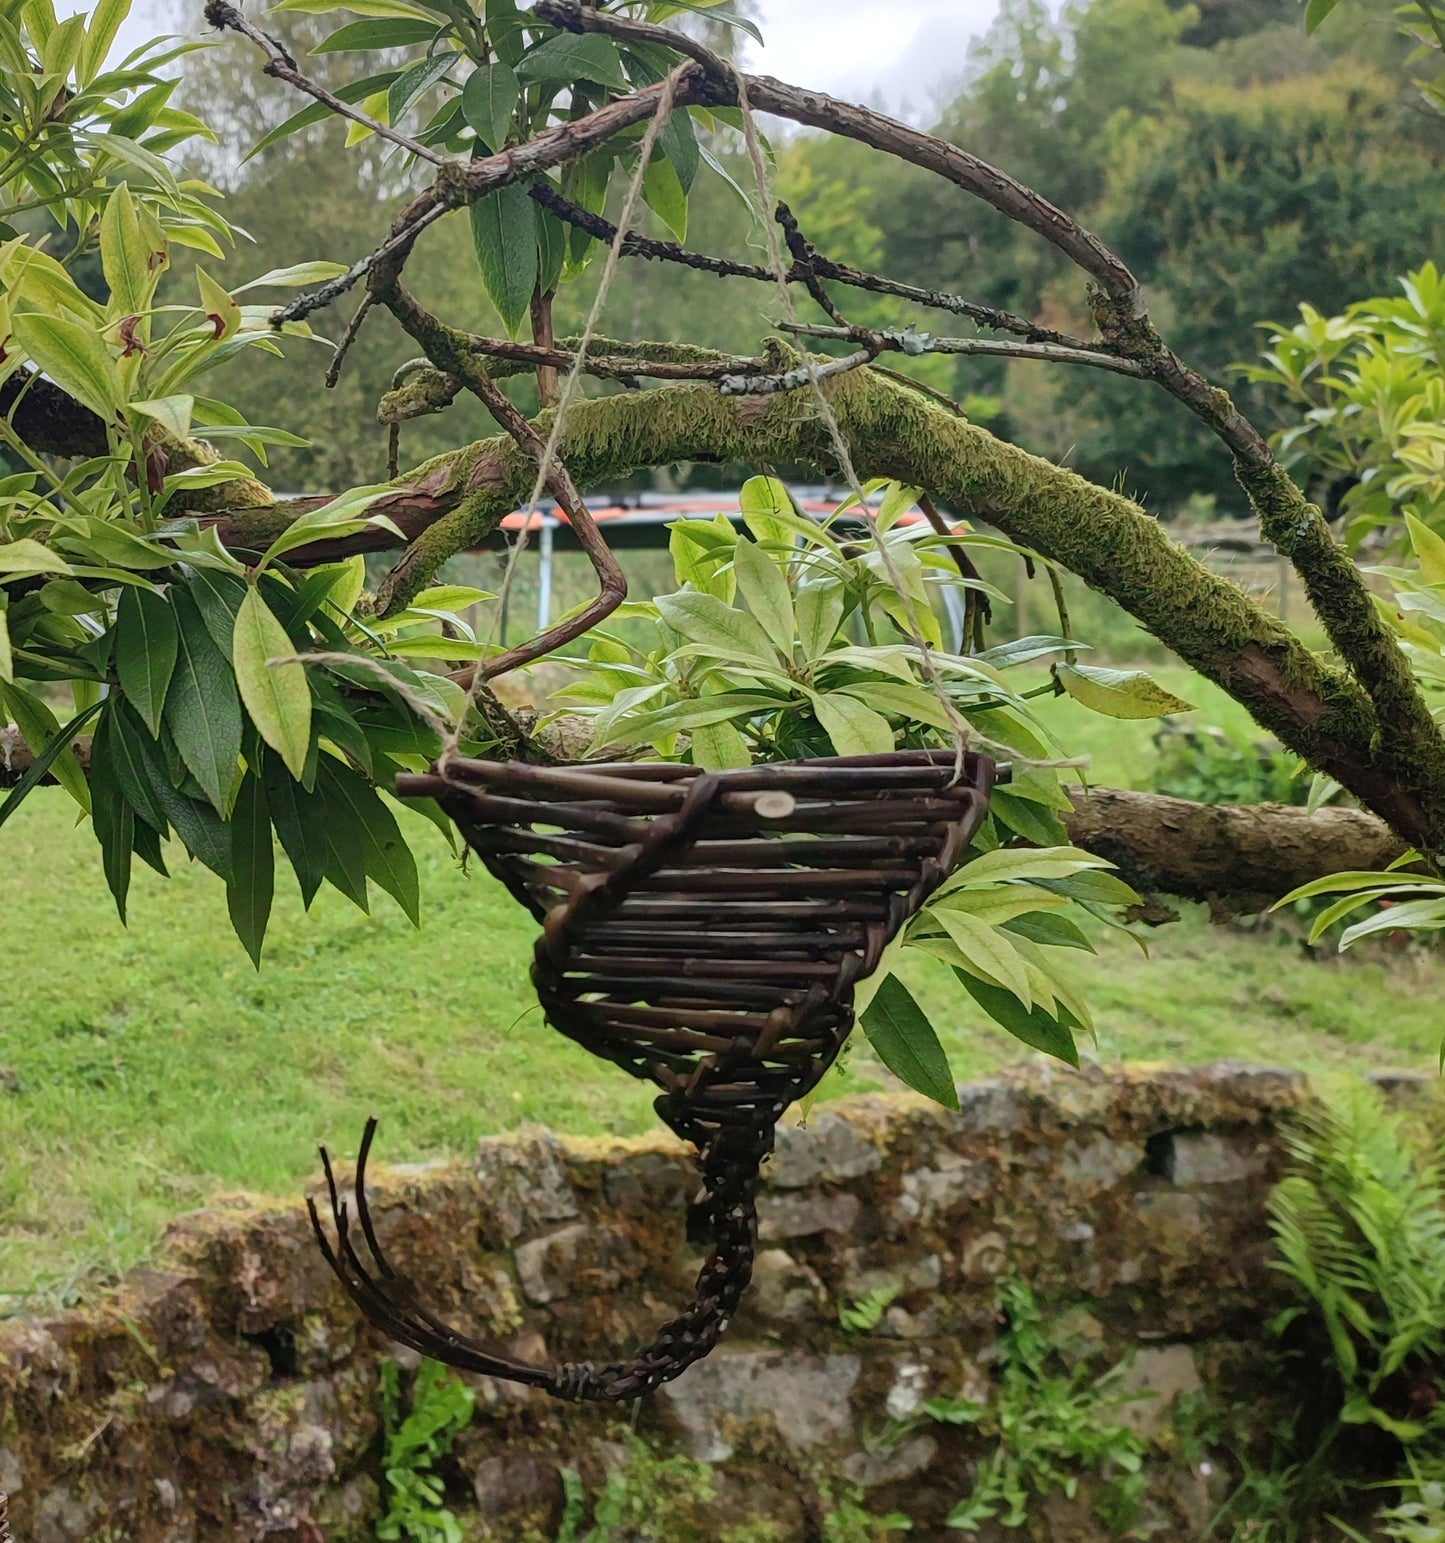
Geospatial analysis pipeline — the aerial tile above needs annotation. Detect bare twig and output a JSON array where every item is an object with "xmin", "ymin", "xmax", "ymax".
[
  {"xmin": 718, "ymin": 347, "xmax": 877, "ymax": 396},
  {"xmin": 326, "ymin": 292, "xmax": 378, "ymax": 389},
  {"xmin": 779, "ymin": 320, "xmax": 1149, "ymax": 380}
]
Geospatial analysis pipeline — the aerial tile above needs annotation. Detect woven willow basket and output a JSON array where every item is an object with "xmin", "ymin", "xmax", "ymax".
[{"xmin": 312, "ymin": 748, "xmax": 998, "ymax": 1401}]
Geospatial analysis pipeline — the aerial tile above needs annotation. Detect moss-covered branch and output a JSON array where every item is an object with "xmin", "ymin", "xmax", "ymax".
[{"xmin": 209, "ymin": 366, "xmax": 1445, "ymax": 849}]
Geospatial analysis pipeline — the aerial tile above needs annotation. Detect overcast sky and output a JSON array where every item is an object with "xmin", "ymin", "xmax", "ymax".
[{"xmin": 113, "ymin": 1, "xmax": 999, "ymax": 116}]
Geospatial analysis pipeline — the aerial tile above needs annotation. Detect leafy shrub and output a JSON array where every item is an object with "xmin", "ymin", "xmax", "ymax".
[
  {"xmin": 922, "ymin": 1278, "xmax": 1148, "ymax": 1531},
  {"xmin": 377, "ymin": 1358, "xmax": 475, "ymax": 1543},
  {"xmin": 1150, "ymin": 720, "xmax": 1307, "ymax": 807}
]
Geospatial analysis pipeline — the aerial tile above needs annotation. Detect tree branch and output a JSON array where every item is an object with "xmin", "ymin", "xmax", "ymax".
[
  {"xmin": 1062, "ymin": 787, "xmax": 1409, "ymax": 916},
  {"xmin": 205, "ymin": 368, "xmax": 1445, "ymax": 849},
  {"xmin": 1, "ymin": 369, "xmax": 108, "ymax": 457}
]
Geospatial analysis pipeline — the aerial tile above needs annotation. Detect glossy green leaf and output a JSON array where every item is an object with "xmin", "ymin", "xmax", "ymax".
[
  {"xmin": 99, "ymin": 181, "xmax": 153, "ymax": 317},
  {"xmin": 933, "ymin": 907, "xmax": 1035, "ymax": 1006},
  {"xmin": 796, "ymin": 580, "xmax": 843, "ymax": 661},
  {"xmin": 129, "ymin": 394, "xmax": 193, "ymax": 439},
  {"xmin": 461, "ymin": 60, "xmax": 518, "ymax": 149},
  {"xmin": 516, "ymin": 32, "xmax": 628, "ymax": 88},
  {"xmin": 1406, "ymin": 512, "xmax": 1445, "ymax": 588},
  {"xmin": 739, "ymin": 474, "xmax": 793, "ymax": 548},
  {"xmin": 470, "ymin": 182, "xmax": 536, "ymax": 337},
  {"xmin": 165, "ymin": 587, "xmax": 242, "ymax": 815},
  {"xmin": 234, "ymin": 584, "xmax": 312, "ymax": 779},
  {"xmin": 387, "ymin": 51, "xmax": 455, "ymax": 125},
  {"xmin": 107, "ymin": 698, "xmax": 170, "ymax": 833},
  {"xmin": 0, "ymin": 539, "xmax": 73, "ymax": 578},
  {"xmin": 812, "ymin": 691, "xmax": 894, "ymax": 756},
  {"xmin": 733, "ymin": 535, "xmax": 794, "ymax": 654},
  {"xmin": 320, "ymin": 760, "xmax": 419, "ymax": 922},
  {"xmin": 1055, "ymin": 662, "xmax": 1194, "ymax": 720},
  {"xmin": 314, "ymin": 15, "xmax": 437, "ymax": 49},
  {"xmin": 115, "ymin": 584, "xmax": 178, "ymax": 736},
  {"xmin": 656, "ymin": 590, "xmax": 778, "ymax": 666},
  {"xmin": 89, "ymin": 707, "xmax": 134, "ymax": 922},
  {"xmin": 263, "ymin": 749, "xmax": 327, "ymax": 906},
  {"xmin": 227, "ymin": 771, "xmax": 275, "ymax": 967},
  {"xmin": 1304, "ymin": 0, "xmax": 1342, "ymax": 32},
  {"xmin": 690, "ymin": 717, "xmax": 751, "ymax": 770},
  {"xmin": 12, "ymin": 312, "xmax": 121, "ymax": 419},
  {"xmin": 641, "ymin": 153, "xmax": 687, "ymax": 242},
  {"xmin": 954, "ymin": 969, "xmax": 1080, "ymax": 1066},
  {"xmin": 860, "ymin": 974, "xmax": 959, "ymax": 1110}
]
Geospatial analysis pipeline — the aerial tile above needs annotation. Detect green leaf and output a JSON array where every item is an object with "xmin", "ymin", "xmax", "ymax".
[
  {"xmin": 100, "ymin": 182, "xmax": 153, "ymax": 318},
  {"xmin": 79, "ymin": 0, "xmax": 131, "ymax": 84},
  {"xmin": 187, "ymin": 569, "xmax": 246, "ymax": 654},
  {"xmin": 836, "ymin": 679, "xmax": 954, "ymax": 732},
  {"xmin": 733, "ymin": 536, "xmax": 794, "ymax": 654},
  {"xmin": 2, "ymin": 682, "xmax": 90, "ymax": 814},
  {"xmin": 1273, "ymin": 869, "xmax": 1445, "ymax": 906},
  {"xmin": 990, "ymin": 787, "xmax": 1068, "ymax": 846},
  {"xmin": 860, "ymin": 974, "xmax": 959, "ymax": 1110},
  {"xmin": 954, "ymin": 969, "xmax": 1080, "ymax": 1067},
  {"xmin": 319, "ymin": 760, "xmax": 419, "ymax": 923},
  {"xmin": 1406, "ymin": 513, "xmax": 1445, "ymax": 588},
  {"xmin": 1055, "ymin": 662, "xmax": 1194, "ymax": 720},
  {"xmin": 812, "ymin": 691, "xmax": 894, "ymax": 756},
  {"xmin": 461, "ymin": 60, "xmax": 518, "ymax": 149},
  {"xmin": 387, "ymin": 51, "xmax": 455, "ymax": 124},
  {"xmin": 796, "ymin": 580, "xmax": 843, "ymax": 661},
  {"xmin": 129, "ymin": 394, "xmax": 194, "ymax": 439},
  {"xmin": 656, "ymin": 589, "xmax": 779, "ymax": 667},
  {"xmin": 0, "ymin": 698, "xmax": 101, "ymax": 832},
  {"xmin": 131, "ymin": 728, "xmax": 233, "ymax": 881},
  {"xmin": 314, "ymin": 15, "xmax": 438, "ymax": 49},
  {"xmin": 115, "ymin": 584, "xmax": 178, "ymax": 737},
  {"xmin": 485, "ymin": 0, "xmax": 526, "ymax": 65},
  {"xmin": 641, "ymin": 153, "xmax": 687, "ymax": 242},
  {"xmin": 244, "ymin": 71, "xmax": 400, "ymax": 159},
  {"xmin": 932, "ymin": 908, "xmax": 1034, "ymax": 1006},
  {"xmin": 264, "ymin": 748, "xmax": 327, "ymax": 907},
  {"xmin": 166, "ymin": 587, "xmax": 242, "ymax": 815},
  {"xmin": 234, "ymin": 585, "xmax": 312, "ymax": 780},
  {"xmin": 89, "ymin": 708, "xmax": 134, "ymax": 923},
  {"xmin": 195, "ymin": 266, "xmax": 240, "ymax": 339},
  {"xmin": 739, "ymin": 474, "xmax": 794, "ymax": 548},
  {"xmin": 670, "ymin": 520, "xmax": 735, "ymax": 602},
  {"xmin": 227, "ymin": 771, "xmax": 275, "ymax": 968},
  {"xmin": 516, "ymin": 31, "xmax": 628, "ymax": 88},
  {"xmin": 0, "ymin": 605, "xmax": 10, "ymax": 684},
  {"xmin": 1304, "ymin": 0, "xmax": 1341, "ymax": 32},
  {"xmin": 1339, "ymin": 896, "xmax": 1445, "ymax": 949},
  {"xmin": 690, "ymin": 717, "xmax": 750, "ymax": 770},
  {"xmin": 657, "ymin": 105, "xmax": 699, "ymax": 191},
  {"xmin": 107, "ymin": 698, "xmax": 170, "ymax": 833},
  {"xmin": 470, "ymin": 182, "xmax": 537, "ymax": 337},
  {"xmin": 12, "ymin": 313, "xmax": 121, "ymax": 420},
  {"xmin": 1002, "ymin": 911, "xmax": 1095, "ymax": 952},
  {"xmin": 231, "ymin": 261, "xmax": 351, "ymax": 294},
  {"xmin": 0, "ymin": 539, "xmax": 73, "ymax": 578}
]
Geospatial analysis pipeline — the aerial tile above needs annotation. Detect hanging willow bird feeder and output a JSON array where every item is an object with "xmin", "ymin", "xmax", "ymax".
[{"xmin": 310, "ymin": 746, "xmax": 998, "ymax": 1401}]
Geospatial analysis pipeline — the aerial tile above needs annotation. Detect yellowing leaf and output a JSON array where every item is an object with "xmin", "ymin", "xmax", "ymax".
[
  {"xmin": 195, "ymin": 267, "xmax": 240, "ymax": 339},
  {"xmin": 234, "ymin": 585, "xmax": 313, "ymax": 779},
  {"xmin": 12, "ymin": 312, "xmax": 121, "ymax": 419},
  {"xmin": 0, "ymin": 539, "xmax": 74, "ymax": 577},
  {"xmin": 1055, "ymin": 662, "xmax": 1194, "ymax": 720}
]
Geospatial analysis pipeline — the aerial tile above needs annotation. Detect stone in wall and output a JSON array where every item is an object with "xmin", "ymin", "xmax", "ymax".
[{"xmin": 0, "ymin": 1061, "xmax": 1309, "ymax": 1541}]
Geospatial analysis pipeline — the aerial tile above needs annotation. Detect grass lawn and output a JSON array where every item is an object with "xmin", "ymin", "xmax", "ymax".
[{"xmin": 3, "ymin": 668, "xmax": 1440, "ymax": 1307}]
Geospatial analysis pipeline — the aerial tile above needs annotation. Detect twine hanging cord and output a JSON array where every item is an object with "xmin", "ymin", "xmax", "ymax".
[
  {"xmin": 727, "ymin": 69, "xmax": 976, "ymax": 776},
  {"xmin": 439, "ymin": 65, "xmax": 687, "ymax": 765}
]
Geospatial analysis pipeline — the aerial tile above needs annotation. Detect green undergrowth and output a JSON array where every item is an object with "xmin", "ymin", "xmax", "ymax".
[{"xmin": 3, "ymin": 666, "xmax": 1442, "ymax": 1306}]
